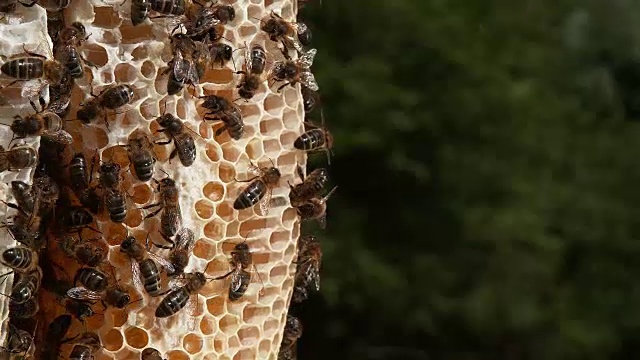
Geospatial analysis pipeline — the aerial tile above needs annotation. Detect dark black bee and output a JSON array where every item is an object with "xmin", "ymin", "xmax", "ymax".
[
  {"xmin": 69, "ymin": 153, "xmax": 102, "ymax": 214},
  {"xmin": 54, "ymin": 22, "xmax": 92, "ymax": 79},
  {"xmin": 67, "ymin": 284, "xmax": 131, "ymax": 309},
  {"xmin": 233, "ymin": 163, "xmax": 281, "ymax": 215},
  {"xmin": 155, "ymin": 271, "xmax": 207, "ymax": 318},
  {"xmin": 73, "ymin": 267, "xmax": 108, "ymax": 292},
  {"xmin": 120, "ymin": 236, "xmax": 174, "ymax": 297},
  {"xmin": 165, "ymin": 50, "xmax": 199, "ymax": 95},
  {"xmin": 99, "ymin": 161, "xmax": 127, "ymax": 223},
  {"xmin": 289, "ymin": 166, "xmax": 329, "ymax": 207},
  {"xmin": 152, "ymin": 227, "xmax": 195, "ymax": 277},
  {"xmin": 185, "ymin": 4, "xmax": 235, "ymax": 40},
  {"xmin": 65, "ymin": 298, "xmax": 95, "ymax": 322},
  {"xmin": 292, "ymin": 235, "xmax": 322, "ymax": 303},
  {"xmin": 278, "ymin": 315, "xmax": 303, "ymax": 360},
  {"xmin": 209, "ymin": 42, "xmax": 233, "ymax": 67},
  {"xmin": 199, "ymin": 95, "xmax": 244, "ymax": 140},
  {"xmin": 4, "ymin": 324, "xmax": 34, "ymax": 355},
  {"xmin": 269, "ymin": 48, "xmax": 318, "ymax": 92},
  {"xmin": 301, "ymin": 84, "xmax": 319, "ymax": 113},
  {"xmin": 11, "ymin": 180, "xmax": 35, "ymax": 212},
  {"xmin": 60, "ymin": 206, "xmax": 98, "ymax": 235},
  {"xmin": 259, "ymin": 11, "xmax": 306, "ymax": 58},
  {"xmin": 10, "ymin": 97, "xmax": 63, "ymax": 140},
  {"xmin": 155, "ymin": 113, "xmax": 196, "ymax": 167},
  {"xmin": 1, "ymin": 247, "xmax": 38, "ymax": 272},
  {"xmin": 60, "ymin": 235, "xmax": 107, "ymax": 267},
  {"xmin": 10, "ymin": 267, "xmax": 41, "ymax": 304},
  {"xmin": 141, "ymin": 348, "xmax": 165, "ymax": 360},
  {"xmin": 214, "ymin": 239, "xmax": 262, "ymax": 301},
  {"xmin": 68, "ymin": 332, "xmax": 101, "ymax": 360}
]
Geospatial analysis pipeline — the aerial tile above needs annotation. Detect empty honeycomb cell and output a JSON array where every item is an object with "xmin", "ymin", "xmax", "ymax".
[
  {"xmin": 214, "ymin": 337, "xmax": 225, "ymax": 353},
  {"xmin": 218, "ymin": 162, "xmax": 237, "ymax": 183},
  {"xmin": 234, "ymin": 348, "xmax": 257, "ymax": 360},
  {"xmin": 269, "ymin": 230, "xmax": 291, "ymax": 251},
  {"xmin": 200, "ymin": 315, "xmax": 218, "ymax": 335},
  {"xmin": 263, "ymin": 139, "xmax": 281, "ymax": 155},
  {"xmin": 101, "ymin": 145, "xmax": 129, "ymax": 166},
  {"xmin": 242, "ymin": 305, "xmax": 270, "ymax": 325},
  {"xmin": 258, "ymin": 286, "xmax": 280, "ymax": 305},
  {"xmin": 203, "ymin": 181, "xmax": 225, "ymax": 201},
  {"xmin": 176, "ymin": 99, "xmax": 187, "ymax": 119},
  {"xmin": 221, "ymin": 143, "xmax": 241, "ymax": 163},
  {"xmin": 227, "ymin": 335, "xmax": 241, "ymax": 351},
  {"xmin": 204, "ymin": 219, "xmax": 226, "ymax": 240},
  {"xmin": 279, "ymin": 130, "xmax": 298, "ymax": 149},
  {"xmin": 245, "ymin": 138, "xmax": 264, "ymax": 160},
  {"xmin": 154, "ymin": 72, "xmax": 168, "ymax": 95},
  {"xmin": 258, "ymin": 339, "xmax": 271, "ymax": 358},
  {"xmin": 194, "ymin": 238, "xmax": 215, "ymax": 260},
  {"xmin": 101, "ymin": 71, "xmax": 114, "ymax": 83},
  {"xmin": 125, "ymin": 326, "xmax": 150, "ymax": 349},
  {"xmin": 238, "ymin": 24, "xmax": 257, "ymax": 38},
  {"xmin": 120, "ymin": 24, "xmax": 155, "ymax": 45},
  {"xmin": 239, "ymin": 218, "xmax": 268, "ymax": 234},
  {"xmin": 263, "ymin": 94, "xmax": 285, "ymax": 116},
  {"xmin": 239, "ymin": 104, "xmax": 261, "ymax": 122},
  {"xmin": 272, "ymin": 298, "xmax": 286, "ymax": 313},
  {"xmin": 124, "ymin": 208, "xmax": 143, "ymax": 228},
  {"xmin": 276, "ymin": 151, "xmax": 297, "ymax": 167},
  {"xmin": 247, "ymin": 4, "xmax": 263, "ymax": 20},
  {"xmin": 103, "ymin": 328, "xmax": 124, "ymax": 351},
  {"xmin": 114, "ymin": 62, "xmax": 139, "ymax": 83},
  {"xmin": 84, "ymin": 43, "xmax": 109, "ymax": 67},
  {"xmin": 281, "ymin": 207, "xmax": 299, "ymax": 228},
  {"xmin": 260, "ymin": 117, "xmax": 283, "ymax": 136},
  {"xmin": 183, "ymin": 333, "xmax": 203, "ymax": 354},
  {"xmin": 87, "ymin": 312, "xmax": 106, "ymax": 330},
  {"xmin": 195, "ymin": 199, "xmax": 214, "ymax": 219},
  {"xmin": 216, "ymin": 202, "xmax": 237, "ymax": 222},
  {"xmin": 283, "ymin": 109, "xmax": 299, "ymax": 130},
  {"xmin": 207, "ymin": 295, "xmax": 227, "ymax": 317},
  {"xmin": 284, "ymin": 241, "xmax": 296, "ymax": 260},
  {"xmin": 93, "ymin": 6, "xmax": 122, "ymax": 28},
  {"xmin": 262, "ymin": 318, "xmax": 280, "ymax": 338},
  {"xmin": 269, "ymin": 264, "xmax": 288, "ymax": 286},
  {"xmin": 205, "ymin": 142, "xmax": 221, "ymax": 162},
  {"xmin": 283, "ymin": 87, "xmax": 299, "ymax": 108},
  {"xmin": 108, "ymin": 308, "xmax": 128, "ymax": 327},
  {"xmin": 131, "ymin": 46, "xmax": 148, "ymax": 61},
  {"xmin": 219, "ymin": 314, "xmax": 240, "ymax": 336},
  {"xmin": 200, "ymin": 68, "xmax": 234, "ymax": 84},
  {"xmin": 199, "ymin": 121, "xmax": 212, "ymax": 139},
  {"xmin": 79, "ymin": 125, "xmax": 109, "ymax": 149},
  {"xmin": 103, "ymin": 222, "xmax": 128, "ymax": 246},
  {"xmin": 141, "ymin": 60, "xmax": 156, "ymax": 79},
  {"xmin": 132, "ymin": 183, "xmax": 152, "ymax": 204},
  {"xmin": 167, "ymin": 349, "xmax": 190, "ymax": 360}
]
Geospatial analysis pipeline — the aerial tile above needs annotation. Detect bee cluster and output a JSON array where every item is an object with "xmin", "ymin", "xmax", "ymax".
[{"xmin": 0, "ymin": 0, "xmax": 333, "ymax": 358}]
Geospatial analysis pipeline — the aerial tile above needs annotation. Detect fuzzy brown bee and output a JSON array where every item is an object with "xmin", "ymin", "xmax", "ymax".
[
  {"xmin": 289, "ymin": 166, "xmax": 329, "ymax": 207},
  {"xmin": 294, "ymin": 110, "xmax": 333, "ymax": 163},
  {"xmin": 54, "ymin": 22, "xmax": 92, "ymax": 79},
  {"xmin": 60, "ymin": 235, "xmax": 107, "ymax": 267},
  {"xmin": 143, "ymin": 177, "xmax": 182, "ymax": 237},
  {"xmin": 200, "ymin": 94, "xmax": 244, "ymax": 140},
  {"xmin": 184, "ymin": 4, "xmax": 235, "ymax": 40},
  {"xmin": 214, "ymin": 239, "xmax": 262, "ymax": 301},
  {"xmin": 77, "ymin": 84, "xmax": 135, "ymax": 125},
  {"xmin": 259, "ymin": 11, "xmax": 306, "ymax": 58},
  {"xmin": 155, "ymin": 271, "xmax": 208, "ymax": 318},
  {"xmin": 120, "ymin": 236, "xmax": 175, "ymax": 297},
  {"xmin": 10, "ymin": 97, "xmax": 63, "ymax": 140},
  {"xmin": 209, "ymin": 42, "xmax": 233, "ymax": 67},
  {"xmin": 0, "ymin": 145, "xmax": 37, "ymax": 173},
  {"xmin": 125, "ymin": 130, "xmax": 156, "ymax": 182},
  {"xmin": 151, "ymin": 227, "xmax": 195, "ymax": 277},
  {"xmin": 295, "ymin": 186, "xmax": 337, "ymax": 229},
  {"xmin": 67, "ymin": 283, "xmax": 131, "ymax": 309},
  {"xmin": 278, "ymin": 315, "xmax": 303, "ymax": 360},
  {"xmin": 236, "ymin": 44, "xmax": 267, "ymax": 100},
  {"xmin": 233, "ymin": 162, "xmax": 281, "ymax": 215},
  {"xmin": 269, "ymin": 48, "xmax": 318, "ymax": 92},
  {"xmin": 292, "ymin": 235, "xmax": 322, "ymax": 303},
  {"xmin": 155, "ymin": 113, "xmax": 196, "ymax": 167}
]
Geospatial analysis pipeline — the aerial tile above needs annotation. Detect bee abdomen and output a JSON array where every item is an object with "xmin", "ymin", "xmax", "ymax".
[
  {"xmin": 155, "ymin": 287, "xmax": 188, "ymax": 318},
  {"xmin": 100, "ymin": 84, "xmax": 134, "ymax": 109},
  {"xmin": 106, "ymin": 189, "xmax": 127, "ymax": 223},
  {"xmin": 62, "ymin": 47, "xmax": 83, "ymax": 79},
  {"xmin": 1, "ymin": 247, "xmax": 34, "ymax": 270},
  {"xmin": 1, "ymin": 58, "xmax": 44, "ymax": 80},
  {"xmin": 77, "ymin": 268, "xmax": 108, "ymax": 292},
  {"xmin": 133, "ymin": 159, "xmax": 154, "ymax": 181},
  {"xmin": 150, "ymin": 0, "xmax": 185, "ymax": 15},
  {"xmin": 294, "ymin": 128, "xmax": 325, "ymax": 151},
  {"xmin": 139, "ymin": 259, "xmax": 162, "ymax": 296},
  {"xmin": 233, "ymin": 180, "xmax": 266, "ymax": 210},
  {"xmin": 229, "ymin": 270, "xmax": 250, "ymax": 301}
]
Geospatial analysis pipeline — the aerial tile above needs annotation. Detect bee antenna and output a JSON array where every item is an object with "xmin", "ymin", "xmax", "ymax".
[
  {"xmin": 252, "ymin": 264, "xmax": 265, "ymax": 296},
  {"xmin": 269, "ymin": 157, "xmax": 276, "ymax": 168},
  {"xmin": 322, "ymin": 186, "xmax": 338, "ymax": 203},
  {"xmin": 159, "ymin": 168, "xmax": 170, "ymax": 178}
]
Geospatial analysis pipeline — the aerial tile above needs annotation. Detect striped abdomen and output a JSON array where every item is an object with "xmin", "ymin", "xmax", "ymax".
[
  {"xmin": 1, "ymin": 247, "xmax": 36, "ymax": 271},
  {"xmin": 75, "ymin": 268, "xmax": 108, "ymax": 292},
  {"xmin": 155, "ymin": 287, "xmax": 189, "ymax": 318},
  {"xmin": 229, "ymin": 270, "xmax": 250, "ymax": 301},
  {"xmin": 1, "ymin": 57, "xmax": 44, "ymax": 80},
  {"xmin": 150, "ymin": 0, "xmax": 185, "ymax": 15},
  {"xmin": 233, "ymin": 180, "xmax": 266, "ymax": 210},
  {"xmin": 294, "ymin": 128, "xmax": 326, "ymax": 151},
  {"xmin": 105, "ymin": 189, "xmax": 127, "ymax": 223},
  {"xmin": 100, "ymin": 84, "xmax": 134, "ymax": 109},
  {"xmin": 139, "ymin": 259, "xmax": 162, "ymax": 296},
  {"xmin": 61, "ymin": 46, "xmax": 83, "ymax": 78},
  {"xmin": 11, "ymin": 269, "xmax": 41, "ymax": 303}
]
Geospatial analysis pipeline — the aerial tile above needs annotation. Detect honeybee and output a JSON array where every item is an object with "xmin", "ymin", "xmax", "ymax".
[
  {"xmin": 150, "ymin": 0, "xmax": 185, "ymax": 16},
  {"xmin": 131, "ymin": 0, "xmax": 151, "ymax": 25},
  {"xmin": 125, "ymin": 130, "xmax": 156, "ymax": 182},
  {"xmin": 0, "ymin": 46, "xmax": 65, "ymax": 88},
  {"xmin": 10, "ymin": 97, "xmax": 63, "ymax": 140},
  {"xmin": 48, "ymin": 71, "xmax": 73, "ymax": 118},
  {"xmin": 151, "ymin": 227, "xmax": 195, "ymax": 277},
  {"xmin": 200, "ymin": 94, "xmax": 244, "ymax": 140},
  {"xmin": 77, "ymin": 84, "xmax": 135, "ymax": 126},
  {"xmin": 301, "ymin": 84, "xmax": 319, "ymax": 113},
  {"xmin": 269, "ymin": 48, "xmax": 318, "ymax": 92},
  {"xmin": 233, "ymin": 162, "xmax": 281, "ymax": 215},
  {"xmin": 65, "ymin": 298, "xmax": 95, "ymax": 322},
  {"xmin": 10, "ymin": 267, "xmax": 41, "ymax": 304},
  {"xmin": 55, "ymin": 22, "xmax": 92, "ymax": 79},
  {"xmin": 155, "ymin": 113, "xmax": 196, "ymax": 167},
  {"xmin": 8, "ymin": 297, "xmax": 39, "ymax": 319},
  {"xmin": 40, "ymin": 314, "xmax": 73, "ymax": 360},
  {"xmin": 68, "ymin": 332, "xmax": 101, "ymax": 360},
  {"xmin": 141, "ymin": 348, "xmax": 166, "ymax": 360},
  {"xmin": 292, "ymin": 235, "xmax": 322, "ymax": 303},
  {"xmin": 278, "ymin": 315, "xmax": 303, "ymax": 360},
  {"xmin": 68, "ymin": 153, "xmax": 102, "ymax": 214},
  {"xmin": 60, "ymin": 235, "xmax": 107, "ymax": 267},
  {"xmin": 73, "ymin": 267, "xmax": 108, "ymax": 292},
  {"xmin": 98, "ymin": 161, "xmax": 127, "ymax": 223},
  {"xmin": 38, "ymin": 0, "xmax": 71, "ymax": 11},
  {"xmin": 164, "ymin": 50, "xmax": 199, "ymax": 95},
  {"xmin": 47, "ymin": 9, "xmax": 66, "ymax": 45},
  {"xmin": 294, "ymin": 111, "xmax": 333, "ymax": 163},
  {"xmin": 296, "ymin": 22, "xmax": 312, "ymax": 47},
  {"xmin": 38, "ymin": 129, "xmax": 74, "ymax": 183},
  {"xmin": 259, "ymin": 11, "xmax": 306, "ymax": 57},
  {"xmin": 236, "ymin": 44, "xmax": 267, "ymax": 100},
  {"xmin": 214, "ymin": 239, "xmax": 262, "ymax": 301},
  {"xmin": 59, "ymin": 205, "xmax": 100, "ymax": 235},
  {"xmin": 295, "ymin": 186, "xmax": 337, "ymax": 229},
  {"xmin": 184, "ymin": 4, "xmax": 235, "ymax": 40},
  {"xmin": 1, "ymin": 247, "xmax": 38, "ymax": 273},
  {"xmin": 11, "ymin": 180, "xmax": 35, "ymax": 213},
  {"xmin": 209, "ymin": 42, "xmax": 233, "ymax": 67},
  {"xmin": 155, "ymin": 270, "xmax": 208, "ymax": 318},
  {"xmin": 0, "ymin": 145, "xmax": 37, "ymax": 173},
  {"xmin": 143, "ymin": 177, "xmax": 182, "ymax": 237},
  {"xmin": 289, "ymin": 166, "xmax": 328, "ymax": 207},
  {"xmin": 120, "ymin": 236, "xmax": 175, "ymax": 296},
  {"xmin": 3, "ymin": 323, "xmax": 34, "ymax": 355},
  {"xmin": 67, "ymin": 283, "xmax": 131, "ymax": 309}
]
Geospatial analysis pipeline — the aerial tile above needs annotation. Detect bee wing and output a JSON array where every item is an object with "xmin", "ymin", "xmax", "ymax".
[
  {"xmin": 298, "ymin": 48, "xmax": 316, "ymax": 69},
  {"xmin": 258, "ymin": 186, "xmax": 273, "ymax": 216},
  {"xmin": 244, "ymin": 45, "xmax": 252, "ymax": 74},
  {"xmin": 307, "ymin": 264, "xmax": 321, "ymax": 291},
  {"xmin": 175, "ymin": 228, "xmax": 196, "ymax": 252},
  {"xmin": 299, "ymin": 71, "xmax": 319, "ymax": 92},
  {"xmin": 67, "ymin": 286, "xmax": 102, "ymax": 301},
  {"xmin": 230, "ymin": 271, "xmax": 243, "ymax": 292},
  {"xmin": 168, "ymin": 277, "xmax": 189, "ymax": 290},
  {"xmin": 172, "ymin": 53, "xmax": 190, "ymax": 82},
  {"xmin": 148, "ymin": 252, "xmax": 176, "ymax": 275},
  {"xmin": 131, "ymin": 260, "xmax": 143, "ymax": 294},
  {"xmin": 247, "ymin": 164, "xmax": 262, "ymax": 177}
]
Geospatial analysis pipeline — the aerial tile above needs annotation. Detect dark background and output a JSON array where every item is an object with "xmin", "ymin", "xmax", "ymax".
[{"xmin": 292, "ymin": 0, "xmax": 640, "ymax": 359}]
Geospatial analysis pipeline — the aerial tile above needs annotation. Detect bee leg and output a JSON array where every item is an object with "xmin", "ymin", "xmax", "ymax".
[
  {"xmin": 2, "ymin": 79, "xmax": 20, "ymax": 89},
  {"xmin": 168, "ymin": 147, "xmax": 179, "ymax": 162},
  {"xmin": 17, "ymin": 0, "xmax": 37, "ymax": 7},
  {"xmin": 296, "ymin": 164, "xmax": 305, "ymax": 181},
  {"xmin": 277, "ymin": 82, "xmax": 291, "ymax": 92},
  {"xmin": 143, "ymin": 207, "xmax": 163, "ymax": 220},
  {"xmin": 21, "ymin": 44, "xmax": 45, "ymax": 59},
  {"xmin": 1, "ymin": 200, "xmax": 28, "ymax": 216},
  {"xmin": 214, "ymin": 126, "xmax": 227, "ymax": 137},
  {"xmin": 141, "ymin": 202, "xmax": 161, "ymax": 210},
  {"xmin": 154, "ymin": 139, "xmax": 172, "ymax": 146},
  {"xmin": 213, "ymin": 269, "xmax": 235, "ymax": 280}
]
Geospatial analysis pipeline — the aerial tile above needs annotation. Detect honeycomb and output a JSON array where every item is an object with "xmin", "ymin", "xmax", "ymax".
[{"xmin": 0, "ymin": 0, "xmax": 307, "ymax": 358}]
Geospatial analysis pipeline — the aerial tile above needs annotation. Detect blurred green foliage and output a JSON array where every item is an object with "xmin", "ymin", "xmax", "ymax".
[{"xmin": 292, "ymin": 0, "xmax": 640, "ymax": 359}]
